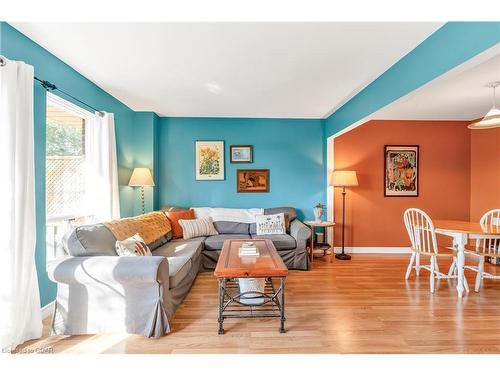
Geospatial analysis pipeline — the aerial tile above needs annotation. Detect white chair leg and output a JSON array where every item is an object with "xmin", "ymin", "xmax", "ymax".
[
  {"xmin": 448, "ymin": 257, "xmax": 456, "ymax": 277},
  {"xmin": 464, "ymin": 274, "xmax": 470, "ymax": 293},
  {"xmin": 430, "ymin": 256, "xmax": 435, "ymax": 293},
  {"xmin": 434, "ymin": 259, "xmax": 440, "ymax": 277},
  {"xmin": 475, "ymin": 257, "xmax": 485, "ymax": 292},
  {"xmin": 405, "ymin": 252, "xmax": 416, "ymax": 280},
  {"xmin": 415, "ymin": 252, "xmax": 421, "ymax": 276}
]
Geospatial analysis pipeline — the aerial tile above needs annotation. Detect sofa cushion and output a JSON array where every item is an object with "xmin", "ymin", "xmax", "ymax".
[
  {"xmin": 213, "ymin": 221, "xmax": 250, "ymax": 234},
  {"xmin": 66, "ymin": 224, "xmax": 117, "ymax": 257},
  {"xmin": 152, "ymin": 238, "xmax": 204, "ymax": 288},
  {"xmin": 167, "ymin": 257, "xmax": 192, "ymax": 289},
  {"xmin": 204, "ymin": 234, "xmax": 251, "ymax": 250},
  {"xmin": 147, "ymin": 232, "xmax": 172, "ymax": 251},
  {"xmin": 250, "ymin": 234, "xmax": 296, "ymax": 250},
  {"xmin": 153, "ymin": 237, "xmax": 205, "ymax": 258}
]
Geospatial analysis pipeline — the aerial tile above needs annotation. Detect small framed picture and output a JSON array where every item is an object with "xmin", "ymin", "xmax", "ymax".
[
  {"xmin": 237, "ymin": 169, "xmax": 269, "ymax": 193},
  {"xmin": 384, "ymin": 145, "xmax": 419, "ymax": 197},
  {"xmin": 230, "ymin": 145, "xmax": 253, "ymax": 163},
  {"xmin": 195, "ymin": 140, "xmax": 225, "ymax": 180}
]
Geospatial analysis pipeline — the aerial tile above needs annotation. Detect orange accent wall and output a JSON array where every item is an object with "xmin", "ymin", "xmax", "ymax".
[
  {"xmin": 333, "ymin": 120, "xmax": 471, "ymax": 247},
  {"xmin": 469, "ymin": 127, "xmax": 500, "ymax": 221}
]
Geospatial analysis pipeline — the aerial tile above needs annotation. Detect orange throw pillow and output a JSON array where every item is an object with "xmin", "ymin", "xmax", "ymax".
[{"xmin": 165, "ymin": 209, "xmax": 195, "ymax": 239}]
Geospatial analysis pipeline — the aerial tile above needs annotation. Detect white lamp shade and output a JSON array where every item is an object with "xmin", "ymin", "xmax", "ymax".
[
  {"xmin": 467, "ymin": 107, "xmax": 500, "ymax": 129},
  {"xmin": 330, "ymin": 170, "xmax": 358, "ymax": 187},
  {"xmin": 128, "ymin": 168, "xmax": 155, "ymax": 187}
]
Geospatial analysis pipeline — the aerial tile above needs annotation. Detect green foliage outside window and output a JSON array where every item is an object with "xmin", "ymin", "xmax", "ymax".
[{"xmin": 46, "ymin": 120, "xmax": 83, "ymax": 156}]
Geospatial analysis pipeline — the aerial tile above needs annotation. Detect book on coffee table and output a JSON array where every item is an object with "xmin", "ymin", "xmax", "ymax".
[
  {"xmin": 238, "ymin": 242, "xmax": 259, "ymax": 256},
  {"xmin": 239, "ymin": 248, "xmax": 259, "ymax": 256}
]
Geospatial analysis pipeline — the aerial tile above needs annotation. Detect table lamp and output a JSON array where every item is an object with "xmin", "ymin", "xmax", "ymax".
[
  {"xmin": 128, "ymin": 167, "xmax": 155, "ymax": 214},
  {"xmin": 330, "ymin": 170, "xmax": 358, "ymax": 260}
]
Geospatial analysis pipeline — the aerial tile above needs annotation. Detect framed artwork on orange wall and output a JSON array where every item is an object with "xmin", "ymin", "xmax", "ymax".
[{"xmin": 384, "ymin": 145, "xmax": 419, "ymax": 197}]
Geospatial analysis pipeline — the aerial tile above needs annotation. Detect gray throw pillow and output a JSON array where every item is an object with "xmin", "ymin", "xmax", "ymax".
[{"xmin": 213, "ymin": 221, "xmax": 250, "ymax": 234}]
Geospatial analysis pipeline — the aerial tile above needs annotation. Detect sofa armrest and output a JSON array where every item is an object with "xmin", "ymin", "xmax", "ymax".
[
  {"xmin": 290, "ymin": 219, "xmax": 310, "ymax": 245},
  {"xmin": 47, "ymin": 256, "xmax": 169, "ymax": 288}
]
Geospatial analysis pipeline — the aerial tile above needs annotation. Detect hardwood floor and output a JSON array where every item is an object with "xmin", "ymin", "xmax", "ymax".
[{"xmin": 17, "ymin": 254, "xmax": 500, "ymax": 354}]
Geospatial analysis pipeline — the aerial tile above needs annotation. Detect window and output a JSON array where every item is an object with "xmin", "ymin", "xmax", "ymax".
[{"xmin": 45, "ymin": 93, "xmax": 93, "ymax": 260}]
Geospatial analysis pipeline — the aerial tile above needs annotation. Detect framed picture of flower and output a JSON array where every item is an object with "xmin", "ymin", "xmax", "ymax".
[
  {"xmin": 195, "ymin": 141, "xmax": 225, "ymax": 180},
  {"xmin": 384, "ymin": 145, "xmax": 419, "ymax": 197}
]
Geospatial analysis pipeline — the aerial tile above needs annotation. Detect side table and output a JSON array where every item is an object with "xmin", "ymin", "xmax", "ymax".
[{"xmin": 303, "ymin": 221, "xmax": 336, "ymax": 266}]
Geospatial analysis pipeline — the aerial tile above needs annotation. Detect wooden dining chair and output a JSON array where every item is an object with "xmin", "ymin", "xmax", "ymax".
[
  {"xmin": 463, "ymin": 209, "xmax": 500, "ymax": 292},
  {"xmin": 403, "ymin": 208, "xmax": 458, "ymax": 293}
]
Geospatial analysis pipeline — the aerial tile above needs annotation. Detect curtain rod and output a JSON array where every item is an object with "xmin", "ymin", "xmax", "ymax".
[
  {"xmin": 35, "ymin": 77, "xmax": 104, "ymax": 116},
  {"xmin": 0, "ymin": 55, "xmax": 104, "ymax": 117}
]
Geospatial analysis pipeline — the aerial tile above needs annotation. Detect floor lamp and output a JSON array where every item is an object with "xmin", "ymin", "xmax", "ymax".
[
  {"xmin": 128, "ymin": 167, "xmax": 155, "ymax": 214},
  {"xmin": 331, "ymin": 170, "xmax": 358, "ymax": 260}
]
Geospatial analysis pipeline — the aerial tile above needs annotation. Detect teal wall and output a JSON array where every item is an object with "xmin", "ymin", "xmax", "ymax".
[
  {"xmin": 157, "ymin": 117, "xmax": 325, "ymax": 220},
  {"xmin": 325, "ymin": 22, "xmax": 500, "ymax": 137},
  {"xmin": 132, "ymin": 112, "xmax": 160, "ymax": 213},
  {"xmin": 0, "ymin": 22, "xmax": 143, "ymax": 306}
]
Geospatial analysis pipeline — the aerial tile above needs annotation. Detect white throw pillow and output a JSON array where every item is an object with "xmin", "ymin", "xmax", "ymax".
[
  {"xmin": 179, "ymin": 217, "xmax": 219, "ymax": 240},
  {"xmin": 115, "ymin": 234, "xmax": 152, "ymax": 256},
  {"xmin": 255, "ymin": 213, "xmax": 286, "ymax": 235}
]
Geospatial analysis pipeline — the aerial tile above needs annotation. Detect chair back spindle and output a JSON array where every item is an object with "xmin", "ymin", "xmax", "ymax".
[
  {"xmin": 477, "ymin": 209, "xmax": 500, "ymax": 256},
  {"xmin": 404, "ymin": 208, "xmax": 439, "ymax": 255}
]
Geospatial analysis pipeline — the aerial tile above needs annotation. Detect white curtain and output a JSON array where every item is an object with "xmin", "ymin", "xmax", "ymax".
[
  {"xmin": 85, "ymin": 112, "xmax": 121, "ymax": 222},
  {"xmin": 0, "ymin": 57, "xmax": 42, "ymax": 351}
]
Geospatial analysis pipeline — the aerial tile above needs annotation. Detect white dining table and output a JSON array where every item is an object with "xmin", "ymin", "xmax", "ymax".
[{"xmin": 434, "ymin": 220, "xmax": 500, "ymax": 298}]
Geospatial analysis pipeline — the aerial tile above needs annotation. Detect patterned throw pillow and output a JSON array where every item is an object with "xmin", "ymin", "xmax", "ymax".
[
  {"xmin": 255, "ymin": 213, "xmax": 286, "ymax": 235},
  {"xmin": 115, "ymin": 234, "xmax": 152, "ymax": 256},
  {"xmin": 178, "ymin": 217, "xmax": 219, "ymax": 240}
]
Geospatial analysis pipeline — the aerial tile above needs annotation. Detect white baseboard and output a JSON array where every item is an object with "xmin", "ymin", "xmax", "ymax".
[
  {"xmin": 41, "ymin": 301, "xmax": 55, "ymax": 320},
  {"xmin": 333, "ymin": 247, "xmax": 412, "ymax": 254}
]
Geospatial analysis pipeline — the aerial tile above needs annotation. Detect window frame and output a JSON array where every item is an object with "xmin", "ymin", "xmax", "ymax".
[
  {"xmin": 47, "ymin": 92, "xmax": 94, "ymax": 124},
  {"xmin": 45, "ymin": 93, "xmax": 96, "ymax": 260},
  {"xmin": 46, "ymin": 92, "xmax": 95, "ymax": 219}
]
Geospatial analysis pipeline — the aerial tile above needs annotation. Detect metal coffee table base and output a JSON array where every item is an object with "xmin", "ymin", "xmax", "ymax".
[{"xmin": 217, "ymin": 277, "xmax": 286, "ymax": 334}]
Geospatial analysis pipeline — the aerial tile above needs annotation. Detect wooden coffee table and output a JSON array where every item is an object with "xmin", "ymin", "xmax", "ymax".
[{"xmin": 214, "ymin": 239, "xmax": 288, "ymax": 334}]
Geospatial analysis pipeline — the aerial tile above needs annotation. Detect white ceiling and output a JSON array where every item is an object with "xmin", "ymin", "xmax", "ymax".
[
  {"xmin": 12, "ymin": 22, "xmax": 443, "ymax": 118},
  {"xmin": 373, "ymin": 46, "xmax": 500, "ymax": 121}
]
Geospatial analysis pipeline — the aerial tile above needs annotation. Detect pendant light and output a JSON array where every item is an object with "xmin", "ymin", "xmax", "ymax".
[{"xmin": 468, "ymin": 81, "xmax": 500, "ymax": 129}]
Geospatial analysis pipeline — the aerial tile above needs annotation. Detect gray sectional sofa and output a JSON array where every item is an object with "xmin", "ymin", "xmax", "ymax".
[
  {"xmin": 201, "ymin": 207, "xmax": 309, "ymax": 271},
  {"xmin": 47, "ymin": 207, "xmax": 309, "ymax": 338}
]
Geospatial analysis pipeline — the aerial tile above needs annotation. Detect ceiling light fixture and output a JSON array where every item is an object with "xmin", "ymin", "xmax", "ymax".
[{"xmin": 468, "ymin": 81, "xmax": 500, "ymax": 130}]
